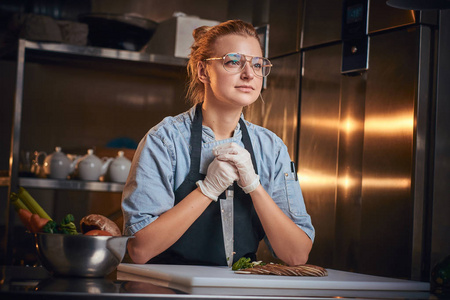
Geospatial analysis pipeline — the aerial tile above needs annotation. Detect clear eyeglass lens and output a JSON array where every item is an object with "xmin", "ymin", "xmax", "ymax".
[
  {"xmin": 223, "ymin": 53, "xmax": 271, "ymax": 77},
  {"xmin": 223, "ymin": 53, "xmax": 244, "ymax": 70}
]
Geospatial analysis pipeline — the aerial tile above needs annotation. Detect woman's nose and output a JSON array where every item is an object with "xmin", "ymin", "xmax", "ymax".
[{"xmin": 240, "ymin": 61, "xmax": 254, "ymax": 79}]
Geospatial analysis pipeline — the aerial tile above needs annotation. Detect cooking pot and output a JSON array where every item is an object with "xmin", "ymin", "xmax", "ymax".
[{"xmin": 78, "ymin": 13, "xmax": 158, "ymax": 51}]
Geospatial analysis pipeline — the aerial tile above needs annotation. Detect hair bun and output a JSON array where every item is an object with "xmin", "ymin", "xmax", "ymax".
[{"xmin": 192, "ymin": 25, "xmax": 211, "ymax": 41}]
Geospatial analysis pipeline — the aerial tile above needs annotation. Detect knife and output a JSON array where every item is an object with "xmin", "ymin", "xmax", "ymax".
[{"xmin": 220, "ymin": 185, "xmax": 234, "ymax": 267}]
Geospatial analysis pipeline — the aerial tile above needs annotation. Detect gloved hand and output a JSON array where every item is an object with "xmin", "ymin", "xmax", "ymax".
[
  {"xmin": 213, "ymin": 142, "xmax": 260, "ymax": 194},
  {"xmin": 196, "ymin": 158, "xmax": 239, "ymax": 201}
]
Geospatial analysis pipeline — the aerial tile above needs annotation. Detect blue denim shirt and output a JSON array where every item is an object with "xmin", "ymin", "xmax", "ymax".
[{"xmin": 121, "ymin": 106, "xmax": 315, "ymax": 248}]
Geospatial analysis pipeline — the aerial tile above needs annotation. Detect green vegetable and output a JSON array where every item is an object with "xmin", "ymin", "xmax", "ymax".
[
  {"xmin": 58, "ymin": 214, "xmax": 78, "ymax": 235},
  {"xmin": 232, "ymin": 257, "xmax": 267, "ymax": 271},
  {"xmin": 10, "ymin": 193, "xmax": 29, "ymax": 212},
  {"xmin": 232, "ymin": 257, "xmax": 252, "ymax": 270},
  {"xmin": 43, "ymin": 220, "xmax": 58, "ymax": 234},
  {"xmin": 59, "ymin": 221, "xmax": 78, "ymax": 235},
  {"xmin": 42, "ymin": 214, "xmax": 78, "ymax": 235},
  {"xmin": 17, "ymin": 187, "xmax": 52, "ymax": 220}
]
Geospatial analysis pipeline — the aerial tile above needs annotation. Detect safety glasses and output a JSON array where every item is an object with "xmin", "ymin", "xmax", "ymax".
[{"xmin": 204, "ymin": 53, "xmax": 272, "ymax": 78}]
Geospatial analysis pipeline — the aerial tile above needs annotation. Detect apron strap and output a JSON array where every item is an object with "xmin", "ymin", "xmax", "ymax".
[
  {"xmin": 189, "ymin": 103, "xmax": 203, "ymax": 174},
  {"xmin": 239, "ymin": 118, "xmax": 258, "ymax": 175}
]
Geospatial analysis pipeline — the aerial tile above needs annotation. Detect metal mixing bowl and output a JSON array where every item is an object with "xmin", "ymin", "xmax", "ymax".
[{"xmin": 34, "ymin": 232, "xmax": 133, "ymax": 277}]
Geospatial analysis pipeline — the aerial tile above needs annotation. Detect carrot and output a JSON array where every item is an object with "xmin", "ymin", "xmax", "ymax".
[
  {"xmin": 18, "ymin": 208, "xmax": 33, "ymax": 231},
  {"xmin": 30, "ymin": 213, "xmax": 50, "ymax": 233}
]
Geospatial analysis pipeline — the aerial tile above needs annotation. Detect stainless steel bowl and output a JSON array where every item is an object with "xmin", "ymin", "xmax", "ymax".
[{"xmin": 34, "ymin": 232, "xmax": 133, "ymax": 277}]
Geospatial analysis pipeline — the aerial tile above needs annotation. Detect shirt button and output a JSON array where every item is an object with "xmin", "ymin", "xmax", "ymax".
[{"xmin": 285, "ymin": 173, "xmax": 289, "ymax": 177}]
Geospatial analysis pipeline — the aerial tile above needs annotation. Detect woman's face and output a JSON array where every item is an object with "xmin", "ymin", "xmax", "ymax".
[{"xmin": 203, "ymin": 34, "xmax": 264, "ymax": 108}]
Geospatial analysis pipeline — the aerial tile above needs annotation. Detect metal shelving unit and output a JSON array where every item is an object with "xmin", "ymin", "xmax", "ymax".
[
  {"xmin": 0, "ymin": 176, "xmax": 9, "ymax": 187},
  {"xmin": 7, "ymin": 39, "xmax": 188, "ymax": 193},
  {"xmin": 3, "ymin": 39, "xmax": 188, "ymax": 263},
  {"xmin": 21, "ymin": 39, "xmax": 188, "ymax": 66},
  {"xmin": 19, "ymin": 178, "xmax": 125, "ymax": 192}
]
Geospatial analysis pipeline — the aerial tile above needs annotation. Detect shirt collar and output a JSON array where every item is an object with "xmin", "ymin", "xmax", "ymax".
[{"xmin": 188, "ymin": 105, "xmax": 245, "ymax": 141}]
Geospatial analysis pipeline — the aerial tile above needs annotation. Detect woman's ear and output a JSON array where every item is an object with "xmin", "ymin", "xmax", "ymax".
[{"xmin": 198, "ymin": 61, "xmax": 210, "ymax": 84}]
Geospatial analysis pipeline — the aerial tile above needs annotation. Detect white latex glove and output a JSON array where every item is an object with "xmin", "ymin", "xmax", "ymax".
[
  {"xmin": 196, "ymin": 158, "xmax": 239, "ymax": 201},
  {"xmin": 213, "ymin": 142, "xmax": 260, "ymax": 194}
]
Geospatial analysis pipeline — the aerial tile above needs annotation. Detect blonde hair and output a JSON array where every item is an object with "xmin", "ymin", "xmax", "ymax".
[{"xmin": 186, "ymin": 20, "xmax": 261, "ymax": 105}]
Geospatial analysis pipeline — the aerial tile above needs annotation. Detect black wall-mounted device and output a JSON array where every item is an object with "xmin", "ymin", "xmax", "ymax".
[{"xmin": 341, "ymin": 0, "xmax": 369, "ymax": 74}]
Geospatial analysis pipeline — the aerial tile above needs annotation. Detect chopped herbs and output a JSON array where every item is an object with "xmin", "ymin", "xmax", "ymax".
[{"xmin": 232, "ymin": 257, "xmax": 266, "ymax": 270}]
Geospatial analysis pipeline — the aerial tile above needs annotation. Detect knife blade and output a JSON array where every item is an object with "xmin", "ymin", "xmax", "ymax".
[{"xmin": 220, "ymin": 185, "xmax": 234, "ymax": 267}]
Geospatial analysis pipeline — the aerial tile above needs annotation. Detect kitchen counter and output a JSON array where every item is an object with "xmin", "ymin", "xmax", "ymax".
[{"xmin": 0, "ymin": 265, "xmax": 435, "ymax": 300}]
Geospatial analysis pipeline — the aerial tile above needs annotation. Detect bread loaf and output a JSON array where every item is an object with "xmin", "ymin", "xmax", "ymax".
[{"xmin": 80, "ymin": 214, "xmax": 121, "ymax": 236}]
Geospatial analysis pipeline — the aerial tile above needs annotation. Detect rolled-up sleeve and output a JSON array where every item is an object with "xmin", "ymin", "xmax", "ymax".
[
  {"xmin": 121, "ymin": 129, "xmax": 176, "ymax": 236},
  {"xmin": 271, "ymin": 144, "xmax": 315, "ymax": 242}
]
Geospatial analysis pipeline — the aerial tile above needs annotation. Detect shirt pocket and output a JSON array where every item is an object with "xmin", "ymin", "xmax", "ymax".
[{"xmin": 283, "ymin": 171, "xmax": 306, "ymax": 217}]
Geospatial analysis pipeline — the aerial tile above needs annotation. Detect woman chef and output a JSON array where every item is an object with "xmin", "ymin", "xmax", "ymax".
[{"xmin": 121, "ymin": 19, "xmax": 314, "ymax": 266}]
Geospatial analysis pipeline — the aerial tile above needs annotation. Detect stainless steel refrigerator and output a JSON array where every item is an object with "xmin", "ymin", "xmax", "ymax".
[{"xmin": 246, "ymin": 0, "xmax": 450, "ymax": 280}]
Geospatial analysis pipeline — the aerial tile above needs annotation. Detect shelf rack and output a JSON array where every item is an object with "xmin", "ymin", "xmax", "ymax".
[
  {"xmin": 3, "ymin": 39, "xmax": 189, "ymax": 263},
  {"xmin": 21, "ymin": 39, "xmax": 188, "ymax": 66},
  {"xmin": 19, "ymin": 178, "xmax": 125, "ymax": 192},
  {"xmin": 0, "ymin": 176, "xmax": 9, "ymax": 187},
  {"xmin": 6, "ymin": 39, "xmax": 188, "ymax": 193}
]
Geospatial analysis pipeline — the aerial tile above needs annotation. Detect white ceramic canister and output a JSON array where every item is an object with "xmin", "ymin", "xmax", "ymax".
[
  {"xmin": 77, "ymin": 149, "xmax": 112, "ymax": 181},
  {"xmin": 108, "ymin": 151, "xmax": 132, "ymax": 183},
  {"xmin": 43, "ymin": 147, "xmax": 79, "ymax": 179}
]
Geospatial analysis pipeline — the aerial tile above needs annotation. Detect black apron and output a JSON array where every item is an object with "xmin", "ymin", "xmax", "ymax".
[{"xmin": 149, "ymin": 103, "xmax": 265, "ymax": 266}]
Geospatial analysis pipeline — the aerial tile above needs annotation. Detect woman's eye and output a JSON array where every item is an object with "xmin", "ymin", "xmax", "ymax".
[
  {"xmin": 225, "ymin": 60, "xmax": 241, "ymax": 66},
  {"xmin": 253, "ymin": 63, "xmax": 262, "ymax": 69}
]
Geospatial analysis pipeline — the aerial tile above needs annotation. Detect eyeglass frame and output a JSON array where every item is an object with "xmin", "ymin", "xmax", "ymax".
[{"xmin": 203, "ymin": 53, "xmax": 273, "ymax": 78}]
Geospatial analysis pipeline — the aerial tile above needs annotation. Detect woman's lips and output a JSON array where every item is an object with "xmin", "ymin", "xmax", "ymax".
[{"xmin": 235, "ymin": 85, "xmax": 254, "ymax": 92}]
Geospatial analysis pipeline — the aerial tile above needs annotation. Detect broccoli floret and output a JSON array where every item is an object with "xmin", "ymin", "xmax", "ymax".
[
  {"xmin": 43, "ymin": 214, "xmax": 78, "ymax": 235},
  {"xmin": 61, "ymin": 214, "xmax": 75, "ymax": 225},
  {"xmin": 60, "ymin": 221, "xmax": 78, "ymax": 235},
  {"xmin": 42, "ymin": 220, "xmax": 57, "ymax": 234},
  {"xmin": 56, "ymin": 214, "xmax": 78, "ymax": 235}
]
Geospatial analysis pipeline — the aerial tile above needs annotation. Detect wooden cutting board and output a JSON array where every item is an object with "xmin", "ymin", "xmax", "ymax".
[{"xmin": 117, "ymin": 263, "xmax": 430, "ymax": 297}]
